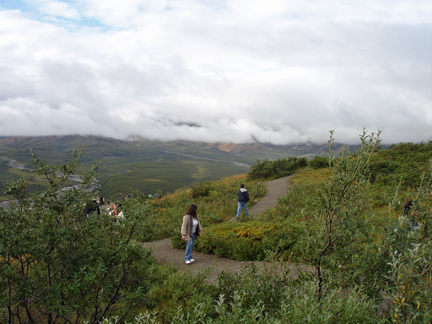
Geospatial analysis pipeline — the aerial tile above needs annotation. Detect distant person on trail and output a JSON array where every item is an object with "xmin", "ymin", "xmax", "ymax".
[
  {"xmin": 86, "ymin": 199, "xmax": 100, "ymax": 218},
  {"xmin": 107, "ymin": 202, "xmax": 124, "ymax": 221},
  {"xmin": 181, "ymin": 204, "xmax": 204, "ymax": 265},
  {"xmin": 403, "ymin": 199, "xmax": 413, "ymax": 215},
  {"xmin": 402, "ymin": 199, "xmax": 421, "ymax": 230},
  {"xmin": 236, "ymin": 184, "xmax": 249, "ymax": 217}
]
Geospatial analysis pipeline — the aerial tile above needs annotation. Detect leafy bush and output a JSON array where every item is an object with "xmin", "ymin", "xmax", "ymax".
[
  {"xmin": 387, "ymin": 242, "xmax": 432, "ymax": 323},
  {"xmin": 146, "ymin": 265, "xmax": 217, "ymax": 322},
  {"xmin": 248, "ymin": 157, "xmax": 307, "ymax": 180},
  {"xmin": 190, "ymin": 181, "xmax": 213, "ymax": 198},
  {"xmin": 191, "ymin": 221, "xmax": 303, "ymax": 261},
  {"xmin": 0, "ymin": 149, "xmax": 155, "ymax": 323},
  {"xmin": 368, "ymin": 141, "xmax": 432, "ymax": 187},
  {"xmin": 308, "ymin": 156, "xmax": 329, "ymax": 169},
  {"xmin": 104, "ymin": 272, "xmax": 383, "ymax": 324},
  {"xmin": 170, "ymin": 232, "xmax": 187, "ymax": 249}
]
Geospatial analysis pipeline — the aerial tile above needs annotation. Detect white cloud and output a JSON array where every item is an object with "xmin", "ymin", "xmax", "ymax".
[
  {"xmin": 25, "ymin": 0, "xmax": 81, "ymax": 20},
  {"xmin": 0, "ymin": 1, "xmax": 431, "ymax": 145}
]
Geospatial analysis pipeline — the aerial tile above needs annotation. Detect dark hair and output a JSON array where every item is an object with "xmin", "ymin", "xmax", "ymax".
[
  {"xmin": 240, "ymin": 184, "xmax": 245, "ymax": 188},
  {"xmin": 404, "ymin": 200, "xmax": 413, "ymax": 214},
  {"xmin": 185, "ymin": 204, "xmax": 198, "ymax": 218}
]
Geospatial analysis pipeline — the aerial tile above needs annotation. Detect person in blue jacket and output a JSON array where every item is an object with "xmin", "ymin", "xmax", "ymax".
[{"xmin": 236, "ymin": 184, "xmax": 249, "ymax": 217}]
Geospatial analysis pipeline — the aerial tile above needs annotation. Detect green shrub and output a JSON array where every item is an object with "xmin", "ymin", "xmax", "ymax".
[
  {"xmin": 170, "ymin": 233, "xmax": 187, "ymax": 249},
  {"xmin": 368, "ymin": 141, "xmax": 432, "ymax": 188},
  {"xmin": 0, "ymin": 149, "xmax": 155, "ymax": 323},
  {"xmin": 248, "ymin": 157, "xmax": 307, "ymax": 180},
  {"xmin": 190, "ymin": 181, "xmax": 214, "ymax": 198},
  {"xmin": 147, "ymin": 266, "xmax": 217, "ymax": 322},
  {"xmin": 308, "ymin": 156, "xmax": 329, "ymax": 169},
  {"xmin": 193, "ymin": 221, "xmax": 303, "ymax": 261},
  {"xmin": 215, "ymin": 263, "xmax": 292, "ymax": 311},
  {"xmin": 104, "ymin": 277, "xmax": 383, "ymax": 324},
  {"xmin": 388, "ymin": 242, "xmax": 432, "ymax": 323}
]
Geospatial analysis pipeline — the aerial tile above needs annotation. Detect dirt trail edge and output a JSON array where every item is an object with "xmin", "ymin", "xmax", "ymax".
[
  {"xmin": 239, "ymin": 175, "xmax": 293, "ymax": 219},
  {"xmin": 142, "ymin": 175, "xmax": 310, "ymax": 284}
]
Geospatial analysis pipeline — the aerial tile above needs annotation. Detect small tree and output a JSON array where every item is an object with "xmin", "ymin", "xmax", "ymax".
[
  {"xmin": 0, "ymin": 149, "xmax": 154, "ymax": 323},
  {"xmin": 299, "ymin": 129, "xmax": 381, "ymax": 300}
]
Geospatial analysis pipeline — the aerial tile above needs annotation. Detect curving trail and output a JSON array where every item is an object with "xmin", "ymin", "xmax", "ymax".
[
  {"xmin": 240, "ymin": 175, "xmax": 293, "ymax": 218},
  {"xmin": 142, "ymin": 175, "xmax": 309, "ymax": 284}
]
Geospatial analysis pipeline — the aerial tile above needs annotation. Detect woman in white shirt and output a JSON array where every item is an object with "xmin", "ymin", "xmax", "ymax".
[
  {"xmin": 181, "ymin": 204, "xmax": 204, "ymax": 264},
  {"xmin": 107, "ymin": 202, "xmax": 124, "ymax": 221}
]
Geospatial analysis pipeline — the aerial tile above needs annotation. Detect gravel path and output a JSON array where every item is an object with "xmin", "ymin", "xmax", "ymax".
[
  {"xmin": 241, "ymin": 175, "xmax": 293, "ymax": 218},
  {"xmin": 142, "ymin": 175, "xmax": 309, "ymax": 284}
]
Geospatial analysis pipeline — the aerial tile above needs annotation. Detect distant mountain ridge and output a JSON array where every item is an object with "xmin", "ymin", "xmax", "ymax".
[
  {"xmin": 0, "ymin": 135, "xmax": 360, "ymax": 201},
  {"xmin": 0, "ymin": 135, "xmax": 357, "ymax": 162},
  {"xmin": 208, "ymin": 141, "xmax": 349, "ymax": 156}
]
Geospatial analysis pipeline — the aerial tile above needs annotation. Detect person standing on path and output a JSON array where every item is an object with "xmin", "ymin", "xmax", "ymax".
[
  {"xmin": 181, "ymin": 204, "xmax": 204, "ymax": 265},
  {"xmin": 236, "ymin": 184, "xmax": 249, "ymax": 217}
]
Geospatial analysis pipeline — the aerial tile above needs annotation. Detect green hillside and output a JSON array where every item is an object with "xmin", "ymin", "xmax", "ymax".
[
  {"xmin": 0, "ymin": 135, "xmax": 360, "ymax": 202},
  {"xmin": 2, "ymin": 132, "xmax": 431, "ymax": 323}
]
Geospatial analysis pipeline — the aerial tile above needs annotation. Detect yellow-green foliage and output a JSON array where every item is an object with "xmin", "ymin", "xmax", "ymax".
[
  {"xmin": 194, "ymin": 159, "xmax": 432, "ymax": 264},
  {"xmin": 191, "ymin": 220, "xmax": 303, "ymax": 261},
  {"xmin": 291, "ymin": 166, "xmax": 422, "ymax": 223},
  {"xmin": 291, "ymin": 167, "xmax": 330, "ymax": 186},
  {"xmin": 196, "ymin": 221, "xmax": 273, "ymax": 261},
  {"xmin": 130, "ymin": 174, "xmax": 267, "ymax": 241}
]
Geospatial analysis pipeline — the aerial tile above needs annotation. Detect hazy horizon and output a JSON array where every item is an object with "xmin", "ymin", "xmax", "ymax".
[{"xmin": 0, "ymin": 132, "xmax": 417, "ymax": 147}]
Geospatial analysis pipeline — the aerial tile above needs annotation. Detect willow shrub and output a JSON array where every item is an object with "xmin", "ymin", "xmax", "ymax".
[
  {"xmin": 111, "ymin": 262, "xmax": 383, "ymax": 324},
  {"xmin": 386, "ymin": 242, "xmax": 432, "ymax": 323},
  {"xmin": 248, "ymin": 157, "xmax": 307, "ymax": 180},
  {"xmin": 0, "ymin": 149, "xmax": 155, "ymax": 324},
  {"xmin": 104, "ymin": 282, "xmax": 383, "ymax": 324},
  {"xmin": 368, "ymin": 141, "xmax": 432, "ymax": 188}
]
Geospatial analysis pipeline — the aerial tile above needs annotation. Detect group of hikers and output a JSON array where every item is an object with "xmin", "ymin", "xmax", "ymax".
[
  {"xmin": 81, "ymin": 183, "xmax": 250, "ymax": 265},
  {"xmin": 84, "ymin": 190, "xmax": 162, "ymax": 220},
  {"xmin": 181, "ymin": 184, "xmax": 250, "ymax": 265},
  {"xmin": 80, "ymin": 183, "xmax": 250, "ymax": 265},
  {"xmin": 84, "ymin": 197, "xmax": 124, "ymax": 221}
]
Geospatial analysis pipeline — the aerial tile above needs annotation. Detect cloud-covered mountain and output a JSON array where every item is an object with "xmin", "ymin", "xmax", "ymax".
[{"xmin": 0, "ymin": 1, "xmax": 431, "ymax": 144}]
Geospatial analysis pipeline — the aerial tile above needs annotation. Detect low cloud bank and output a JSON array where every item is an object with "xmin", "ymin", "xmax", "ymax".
[{"xmin": 0, "ymin": 1, "xmax": 431, "ymax": 144}]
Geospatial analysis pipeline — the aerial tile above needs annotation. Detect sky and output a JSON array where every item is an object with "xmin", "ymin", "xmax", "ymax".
[{"xmin": 0, "ymin": 0, "xmax": 431, "ymax": 145}]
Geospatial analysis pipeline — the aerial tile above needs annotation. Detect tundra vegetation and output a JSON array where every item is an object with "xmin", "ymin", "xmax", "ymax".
[
  {"xmin": 1, "ymin": 130, "xmax": 431, "ymax": 323},
  {"xmin": 2, "ymin": 135, "xmax": 342, "ymax": 202}
]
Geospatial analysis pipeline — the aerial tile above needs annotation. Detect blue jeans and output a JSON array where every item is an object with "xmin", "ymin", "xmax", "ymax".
[
  {"xmin": 236, "ymin": 201, "xmax": 248, "ymax": 217},
  {"xmin": 185, "ymin": 233, "xmax": 196, "ymax": 261}
]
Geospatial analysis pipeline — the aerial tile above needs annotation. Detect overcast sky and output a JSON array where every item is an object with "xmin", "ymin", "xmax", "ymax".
[{"xmin": 0, "ymin": 0, "xmax": 431, "ymax": 145}]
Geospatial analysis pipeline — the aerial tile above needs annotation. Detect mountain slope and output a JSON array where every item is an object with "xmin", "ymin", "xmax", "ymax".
[{"xmin": 0, "ymin": 135, "xmax": 358, "ymax": 201}]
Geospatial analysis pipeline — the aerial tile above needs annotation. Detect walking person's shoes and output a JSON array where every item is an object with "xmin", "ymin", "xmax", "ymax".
[
  {"xmin": 185, "ymin": 260, "xmax": 191, "ymax": 264},
  {"xmin": 190, "ymin": 259, "xmax": 195, "ymax": 263}
]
